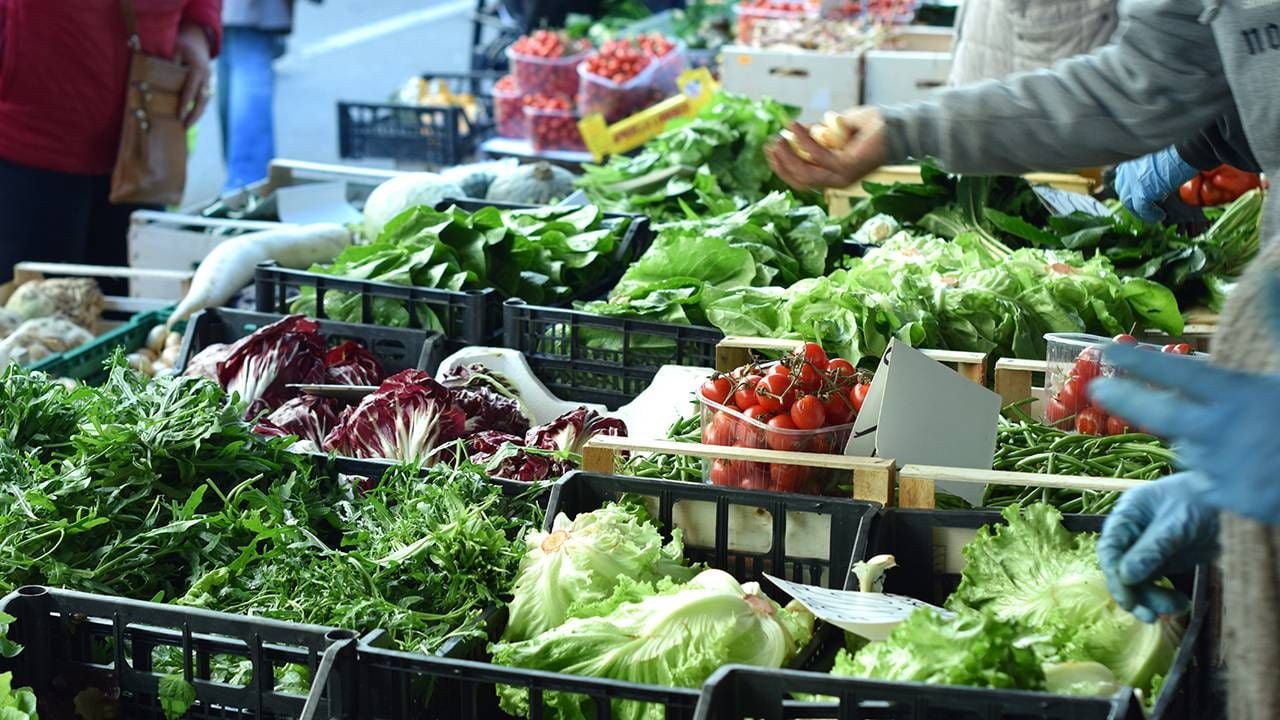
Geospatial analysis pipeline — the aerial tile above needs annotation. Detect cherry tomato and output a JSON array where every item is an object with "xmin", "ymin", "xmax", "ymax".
[
  {"xmin": 826, "ymin": 358, "xmax": 856, "ymax": 384},
  {"xmin": 704, "ymin": 410, "xmax": 737, "ymax": 446},
  {"xmin": 1207, "ymin": 165, "xmax": 1262, "ymax": 198},
  {"xmin": 738, "ymin": 405, "xmax": 772, "ymax": 447},
  {"xmin": 1073, "ymin": 347, "xmax": 1101, "ymax": 383},
  {"xmin": 1162, "ymin": 343, "xmax": 1192, "ymax": 355},
  {"xmin": 768, "ymin": 363, "xmax": 792, "ymax": 378},
  {"xmin": 790, "ymin": 395, "xmax": 826, "ymax": 430},
  {"xmin": 756, "ymin": 374, "xmax": 795, "ymax": 412},
  {"xmin": 709, "ymin": 458, "xmax": 735, "ymax": 486},
  {"xmin": 1112, "ymin": 334, "xmax": 1138, "ymax": 345},
  {"xmin": 1106, "ymin": 415, "xmax": 1131, "ymax": 436},
  {"xmin": 701, "ymin": 377, "xmax": 731, "ymax": 405},
  {"xmin": 822, "ymin": 392, "xmax": 854, "ymax": 426},
  {"xmin": 1058, "ymin": 376, "xmax": 1088, "ymax": 413},
  {"xmin": 797, "ymin": 363, "xmax": 821, "ymax": 392},
  {"xmin": 1045, "ymin": 397, "xmax": 1072, "ymax": 429},
  {"xmin": 800, "ymin": 342, "xmax": 829, "ymax": 370},
  {"xmin": 770, "ymin": 463, "xmax": 812, "ymax": 494},
  {"xmin": 733, "ymin": 377, "xmax": 762, "ymax": 409},
  {"xmin": 849, "ymin": 383, "xmax": 870, "ymax": 413},
  {"xmin": 1075, "ymin": 407, "xmax": 1107, "ymax": 436},
  {"xmin": 735, "ymin": 455, "xmax": 770, "ymax": 490},
  {"xmin": 766, "ymin": 414, "xmax": 799, "ymax": 451},
  {"xmin": 1178, "ymin": 176, "xmax": 1202, "ymax": 206}
]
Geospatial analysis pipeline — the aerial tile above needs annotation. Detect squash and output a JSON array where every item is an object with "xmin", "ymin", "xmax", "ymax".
[
  {"xmin": 363, "ymin": 173, "xmax": 465, "ymax": 239},
  {"xmin": 485, "ymin": 162, "xmax": 577, "ymax": 205}
]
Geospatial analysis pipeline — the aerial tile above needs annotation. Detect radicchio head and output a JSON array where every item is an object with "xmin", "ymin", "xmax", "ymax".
[
  {"xmin": 216, "ymin": 315, "xmax": 326, "ymax": 418},
  {"xmin": 321, "ymin": 369, "xmax": 465, "ymax": 463},
  {"xmin": 255, "ymin": 395, "xmax": 344, "ymax": 446},
  {"xmin": 527, "ymin": 407, "xmax": 628, "ymax": 454},
  {"xmin": 324, "ymin": 341, "xmax": 385, "ymax": 386}
]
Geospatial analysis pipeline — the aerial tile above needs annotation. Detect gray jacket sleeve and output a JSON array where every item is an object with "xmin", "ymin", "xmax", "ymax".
[{"xmin": 881, "ymin": 0, "xmax": 1233, "ymax": 175}]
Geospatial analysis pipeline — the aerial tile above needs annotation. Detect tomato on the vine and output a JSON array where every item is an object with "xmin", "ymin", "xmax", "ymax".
[
  {"xmin": 768, "ymin": 363, "xmax": 791, "ymax": 378},
  {"xmin": 849, "ymin": 383, "xmax": 870, "ymax": 413},
  {"xmin": 1073, "ymin": 347, "xmax": 1101, "ymax": 382},
  {"xmin": 826, "ymin": 358, "xmax": 855, "ymax": 383},
  {"xmin": 1112, "ymin": 334, "xmax": 1137, "ymax": 345},
  {"xmin": 756, "ymin": 374, "xmax": 794, "ymax": 412},
  {"xmin": 738, "ymin": 405, "xmax": 772, "ymax": 447},
  {"xmin": 766, "ymin": 414, "xmax": 798, "ymax": 451},
  {"xmin": 770, "ymin": 463, "xmax": 812, "ymax": 494},
  {"xmin": 790, "ymin": 395, "xmax": 826, "ymax": 430},
  {"xmin": 704, "ymin": 410, "xmax": 737, "ymax": 446},
  {"xmin": 701, "ymin": 377, "xmax": 731, "ymax": 405},
  {"xmin": 797, "ymin": 363, "xmax": 821, "ymax": 392},
  {"xmin": 1075, "ymin": 407, "xmax": 1107, "ymax": 436},
  {"xmin": 709, "ymin": 458, "xmax": 735, "ymax": 486},
  {"xmin": 800, "ymin": 342, "xmax": 829, "ymax": 371},
  {"xmin": 822, "ymin": 392, "xmax": 854, "ymax": 425},
  {"xmin": 733, "ymin": 377, "xmax": 762, "ymax": 409}
]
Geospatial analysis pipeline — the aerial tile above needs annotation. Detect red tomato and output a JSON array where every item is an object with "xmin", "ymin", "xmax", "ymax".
[
  {"xmin": 1058, "ymin": 376, "xmax": 1088, "ymax": 413},
  {"xmin": 768, "ymin": 363, "xmax": 792, "ymax": 378},
  {"xmin": 733, "ymin": 377, "xmax": 762, "ymax": 409},
  {"xmin": 1075, "ymin": 407, "xmax": 1107, "ymax": 436},
  {"xmin": 826, "ymin": 358, "xmax": 856, "ymax": 384},
  {"xmin": 822, "ymin": 392, "xmax": 854, "ymax": 426},
  {"xmin": 1180, "ymin": 177, "xmax": 1204, "ymax": 206},
  {"xmin": 790, "ymin": 395, "xmax": 826, "ymax": 430},
  {"xmin": 766, "ymin": 414, "xmax": 799, "ymax": 451},
  {"xmin": 1073, "ymin": 347, "xmax": 1101, "ymax": 383},
  {"xmin": 849, "ymin": 383, "xmax": 870, "ymax": 413},
  {"xmin": 1112, "ymin": 334, "xmax": 1138, "ymax": 345},
  {"xmin": 738, "ymin": 405, "xmax": 772, "ymax": 447},
  {"xmin": 800, "ymin": 342, "xmax": 829, "ymax": 370},
  {"xmin": 703, "ymin": 410, "xmax": 737, "ymax": 446},
  {"xmin": 797, "ymin": 363, "xmax": 821, "ymax": 392},
  {"xmin": 756, "ymin": 374, "xmax": 795, "ymax": 413},
  {"xmin": 770, "ymin": 463, "xmax": 812, "ymax": 494},
  {"xmin": 701, "ymin": 377, "xmax": 731, "ymax": 405},
  {"xmin": 1106, "ymin": 416, "xmax": 1131, "ymax": 436},
  {"xmin": 735, "ymin": 456, "xmax": 770, "ymax": 490},
  {"xmin": 1162, "ymin": 343, "xmax": 1192, "ymax": 355},
  {"xmin": 709, "ymin": 458, "xmax": 735, "ymax": 486},
  {"xmin": 1045, "ymin": 397, "xmax": 1072, "ymax": 429},
  {"xmin": 1207, "ymin": 165, "xmax": 1262, "ymax": 198}
]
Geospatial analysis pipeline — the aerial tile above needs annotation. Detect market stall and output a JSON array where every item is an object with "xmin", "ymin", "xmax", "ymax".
[{"xmin": 0, "ymin": 5, "xmax": 1266, "ymax": 717}]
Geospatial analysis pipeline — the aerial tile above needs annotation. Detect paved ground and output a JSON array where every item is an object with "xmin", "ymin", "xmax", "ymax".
[{"xmin": 184, "ymin": 0, "xmax": 476, "ymax": 206}]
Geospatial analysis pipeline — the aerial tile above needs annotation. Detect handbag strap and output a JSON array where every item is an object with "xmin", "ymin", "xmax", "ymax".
[{"xmin": 119, "ymin": 0, "xmax": 141, "ymax": 50}]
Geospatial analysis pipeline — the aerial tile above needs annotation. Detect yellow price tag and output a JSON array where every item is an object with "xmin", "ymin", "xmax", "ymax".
[{"xmin": 578, "ymin": 68, "xmax": 719, "ymax": 162}]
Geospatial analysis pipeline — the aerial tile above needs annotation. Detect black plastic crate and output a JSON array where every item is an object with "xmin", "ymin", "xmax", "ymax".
[
  {"xmin": 0, "ymin": 585, "xmax": 359, "ymax": 720},
  {"xmin": 861, "ymin": 509, "xmax": 1207, "ymax": 720},
  {"xmin": 174, "ymin": 307, "xmax": 443, "ymax": 376},
  {"xmin": 692, "ymin": 665, "xmax": 1143, "ymax": 720},
  {"xmin": 254, "ymin": 201, "xmax": 650, "ymax": 353},
  {"xmin": 337, "ymin": 73, "xmax": 499, "ymax": 166},
  {"xmin": 503, "ymin": 299, "xmax": 725, "ymax": 408},
  {"xmin": 352, "ymin": 470, "xmax": 881, "ymax": 719}
]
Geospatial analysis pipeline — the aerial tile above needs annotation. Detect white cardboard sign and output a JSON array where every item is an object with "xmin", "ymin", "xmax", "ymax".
[
  {"xmin": 765, "ymin": 574, "xmax": 951, "ymax": 641},
  {"xmin": 844, "ymin": 340, "xmax": 1000, "ymax": 483}
]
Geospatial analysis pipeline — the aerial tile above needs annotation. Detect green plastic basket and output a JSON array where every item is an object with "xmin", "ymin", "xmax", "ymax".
[{"xmin": 29, "ymin": 306, "xmax": 176, "ymax": 384}]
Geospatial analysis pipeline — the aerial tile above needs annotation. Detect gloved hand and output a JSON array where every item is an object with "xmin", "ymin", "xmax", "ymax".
[
  {"xmin": 1113, "ymin": 145, "xmax": 1198, "ymax": 223},
  {"xmin": 1090, "ymin": 275, "xmax": 1280, "ymax": 525},
  {"xmin": 1098, "ymin": 471, "xmax": 1219, "ymax": 623}
]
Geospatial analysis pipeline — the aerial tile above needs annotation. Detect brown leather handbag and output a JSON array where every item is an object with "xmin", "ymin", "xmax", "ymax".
[{"xmin": 108, "ymin": 0, "xmax": 191, "ymax": 206}]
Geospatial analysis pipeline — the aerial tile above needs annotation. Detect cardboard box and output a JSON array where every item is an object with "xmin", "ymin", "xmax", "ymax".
[
  {"xmin": 863, "ymin": 27, "xmax": 954, "ymax": 106},
  {"xmin": 719, "ymin": 44, "xmax": 864, "ymax": 123}
]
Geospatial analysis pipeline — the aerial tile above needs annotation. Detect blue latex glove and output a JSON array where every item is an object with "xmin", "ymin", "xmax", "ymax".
[
  {"xmin": 1097, "ymin": 471, "xmax": 1219, "ymax": 623},
  {"xmin": 1113, "ymin": 145, "xmax": 1198, "ymax": 223},
  {"xmin": 1090, "ymin": 275, "xmax": 1280, "ymax": 525}
]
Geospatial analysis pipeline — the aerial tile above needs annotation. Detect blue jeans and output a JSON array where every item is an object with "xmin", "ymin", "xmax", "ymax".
[{"xmin": 217, "ymin": 28, "xmax": 283, "ymax": 194}]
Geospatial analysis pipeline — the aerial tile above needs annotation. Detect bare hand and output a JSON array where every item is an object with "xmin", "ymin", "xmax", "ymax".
[
  {"xmin": 174, "ymin": 23, "xmax": 213, "ymax": 128},
  {"xmin": 765, "ymin": 108, "xmax": 887, "ymax": 191}
]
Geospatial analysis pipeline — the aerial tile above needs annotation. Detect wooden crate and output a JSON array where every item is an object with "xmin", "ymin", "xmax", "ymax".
[
  {"xmin": 825, "ymin": 165, "xmax": 1095, "ymax": 216},
  {"xmin": 713, "ymin": 335, "xmax": 989, "ymax": 386}
]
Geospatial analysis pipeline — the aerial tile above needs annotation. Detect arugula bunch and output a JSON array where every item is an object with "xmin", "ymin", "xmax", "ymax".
[
  {"xmin": 293, "ymin": 203, "xmax": 631, "ymax": 329},
  {"xmin": 578, "ymin": 93, "xmax": 814, "ymax": 220}
]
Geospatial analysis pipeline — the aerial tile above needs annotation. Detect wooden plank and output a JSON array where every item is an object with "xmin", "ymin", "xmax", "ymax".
[
  {"xmin": 897, "ymin": 474, "xmax": 936, "ymax": 509},
  {"xmin": 899, "ymin": 463, "xmax": 1143, "ymax": 494},
  {"xmin": 994, "ymin": 357, "xmax": 1042, "ymax": 407},
  {"xmin": 853, "ymin": 464, "xmax": 894, "ymax": 506},
  {"xmin": 581, "ymin": 444, "xmax": 617, "ymax": 474},
  {"xmin": 587, "ymin": 435, "xmax": 895, "ymax": 472}
]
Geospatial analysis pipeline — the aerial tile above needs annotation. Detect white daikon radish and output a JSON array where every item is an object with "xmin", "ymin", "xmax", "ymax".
[{"xmin": 166, "ymin": 223, "xmax": 351, "ymax": 328}]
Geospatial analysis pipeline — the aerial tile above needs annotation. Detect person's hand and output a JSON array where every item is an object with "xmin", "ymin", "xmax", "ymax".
[
  {"xmin": 1113, "ymin": 145, "xmax": 1198, "ymax": 223},
  {"xmin": 765, "ymin": 108, "xmax": 887, "ymax": 191},
  {"xmin": 1090, "ymin": 277, "xmax": 1280, "ymax": 525},
  {"xmin": 174, "ymin": 22, "xmax": 213, "ymax": 128},
  {"xmin": 1098, "ymin": 471, "xmax": 1219, "ymax": 623}
]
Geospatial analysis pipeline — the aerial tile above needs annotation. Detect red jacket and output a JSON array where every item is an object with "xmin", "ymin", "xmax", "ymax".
[{"xmin": 0, "ymin": 0, "xmax": 222, "ymax": 176}]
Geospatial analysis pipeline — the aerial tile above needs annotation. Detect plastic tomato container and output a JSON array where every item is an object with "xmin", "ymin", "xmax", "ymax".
[
  {"xmin": 493, "ymin": 77, "xmax": 527, "ymax": 139},
  {"xmin": 698, "ymin": 393, "xmax": 856, "ymax": 495},
  {"xmin": 526, "ymin": 106, "xmax": 586, "ymax": 152},
  {"xmin": 576, "ymin": 46, "xmax": 686, "ymax": 123},
  {"xmin": 506, "ymin": 45, "xmax": 590, "ymax": 100},
  {"xmin": 1043, "ymin": 332, "xmax": 1169, "ymax": 435}
]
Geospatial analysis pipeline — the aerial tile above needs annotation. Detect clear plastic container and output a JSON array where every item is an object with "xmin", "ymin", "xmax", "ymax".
[
  {"xmin": 698, "ymin": 393, "xmax": 856, "ymax": 495},
  {"xmin": 526, "ymin": 105, "xmax": 586, "ymax": 152},
  {"xmin": 576, "ymin": 44, "xmax": 686, "ymax": 123},
  {"xmin": 1043, "ymin": 332, "xmax": 1169, "ymax": 435},
  {"xmin": 507, "ymin": 44, "xmax": 590, "ymax": 100},
  {"xmin": 493, "ymin": 77, "xmax": 527, "ymax": 139}
]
